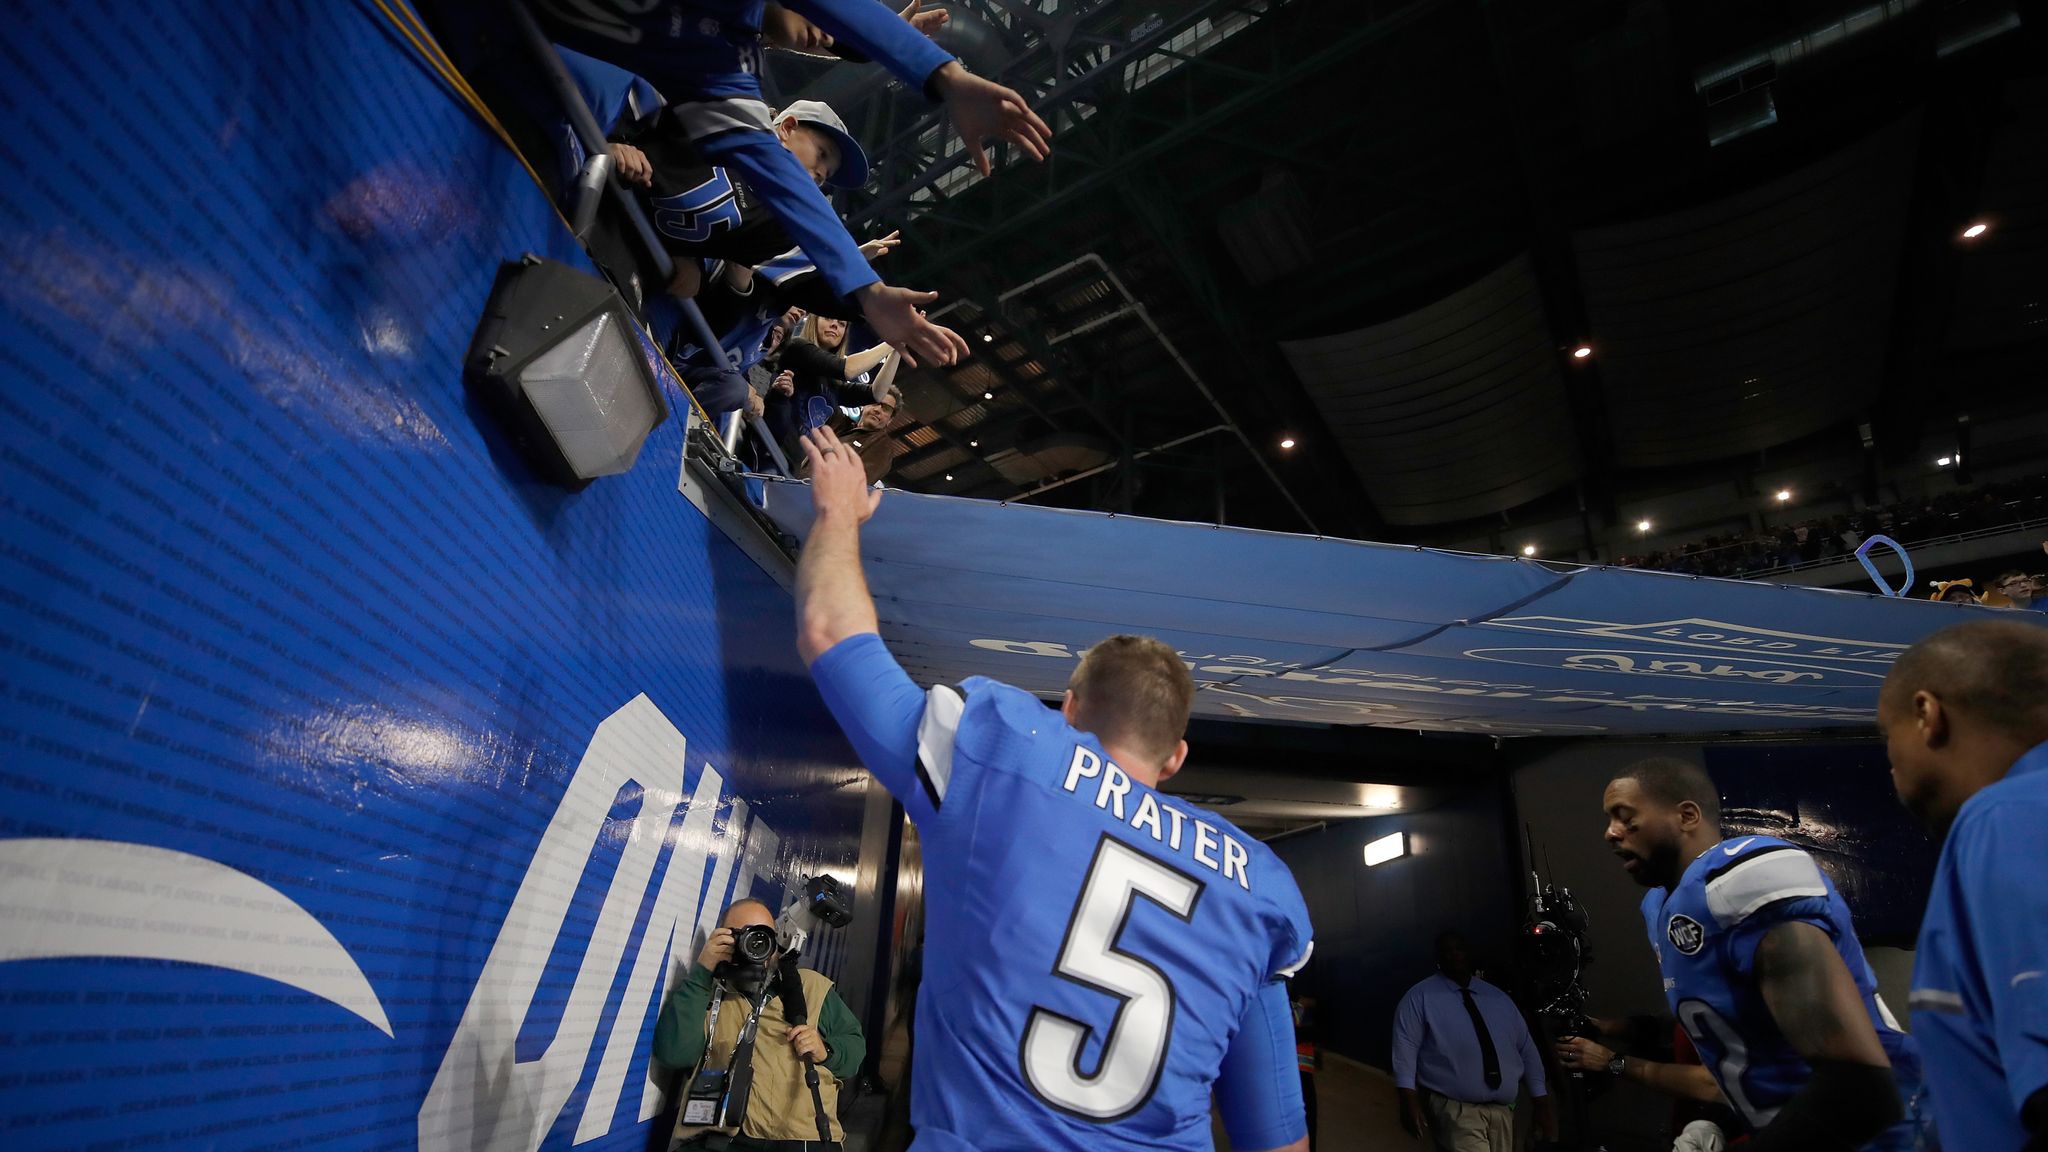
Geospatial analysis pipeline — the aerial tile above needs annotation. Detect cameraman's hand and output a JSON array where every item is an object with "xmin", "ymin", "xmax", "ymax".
[
  {"xmin": 697, "ymin": 927, "xmax": 735, "ymax": 973},
  {"xmin": 788, "ymin": 1024, "xmax": 827, "ymax": 1064},
  {"xmin": 1555, "ymin": 1034, "xmax": 1617, "ymax": 1073}
]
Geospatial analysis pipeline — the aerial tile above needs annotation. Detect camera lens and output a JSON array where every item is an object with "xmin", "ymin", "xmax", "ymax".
[{"xmin": 732, "ymin": 924, "xmax": 777, "ymax": 964}]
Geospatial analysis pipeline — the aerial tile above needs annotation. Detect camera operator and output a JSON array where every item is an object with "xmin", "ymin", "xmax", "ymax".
[{"xmin": 654, "ymin": 898, "xmax": 865, "ymax": 1150}]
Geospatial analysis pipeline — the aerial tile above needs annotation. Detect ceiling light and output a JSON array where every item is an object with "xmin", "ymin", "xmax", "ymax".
[
  {"xmin": 983, "ymin": 391, "xmax": 994, "ymax": 401},
  {"xmin": 969, "ymin": 439, "xmax": 979, "ymax": 447},
  {"xmin": 1962, "ymin": 222, "xmax": 1989, "ymax": 239},
  {"xmin": 1572, "ymin": 345, "xmax": 1593, "ymax": 359},
  {"xmin": 464, "ymin": 254, "xmax": 667, "ymax": 488},
  {"xmin": 982, "ymin": 333, "xmax": 995, "ymax": 343},
  {"xmin": 1363, "ymin": 831, "xmax": 1406, "ymax": 867},
  {"xmin": 944, "ymin": 473, "xmax": 953, "ymax": 481},
  {"xmin": 1279, "ymin": 437, "xmax": 1296, "ymax": 450},
  {"xmin": 1522, "ymin": 544, "xmax": 1537, "ymax": 557},
  {"xmin": 1637, "ymin": 519, "xmax": 1653, "ymax": 533},
  {"xmin": 1937, "ymin": 456, "xmax": 1952, "ymax": 466},
  {"xmin": 1776, "ymin": 489, "xmax": 1792, "ymax": 502}
]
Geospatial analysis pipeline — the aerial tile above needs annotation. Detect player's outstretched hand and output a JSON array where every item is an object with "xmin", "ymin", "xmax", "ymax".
[
  {"xmin": 900, "ymin": 0, "xmax": 949, "ymax": 37},
  {"xmin": 929, "ymin": 60, "xmax": 1051, "ymax": 176},
  {"xmin": 860, "ymin": 230, "xmax": 904, "ymax": 262},
  {"xmin": 854, "ymin": 282, "xmax": 970, "ymax": 367},
  {"xmin": 802, "ymin": 426, "xmax": 882, "ymax": 525}
]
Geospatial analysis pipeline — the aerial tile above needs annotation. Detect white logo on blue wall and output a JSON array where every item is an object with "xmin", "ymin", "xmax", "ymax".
[{"xmin": 0, "ymin": 695, "xmax": 809, "ymax": 1152}]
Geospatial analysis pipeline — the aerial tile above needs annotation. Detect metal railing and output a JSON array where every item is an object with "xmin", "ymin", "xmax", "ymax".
[{"xmin": 508, "ymin": 1, "xmax": 791, "ymax": 477}]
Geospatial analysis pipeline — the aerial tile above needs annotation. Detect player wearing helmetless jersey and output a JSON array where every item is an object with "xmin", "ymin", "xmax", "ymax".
[
  {"xmin": 793, "ymin": 424, "xmax": 1312, "ymax": 1152},
  {"xmin": 1601, "ymin": 758, "xmax": 1930, "ymax": 1152}
]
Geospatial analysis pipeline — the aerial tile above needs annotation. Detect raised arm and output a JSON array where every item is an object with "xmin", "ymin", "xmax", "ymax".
[
  {"xmin": 796, "ymin": 425, "xmax": 881, "ymax": 663},
  {"xmin": 1747, "ymin": 921, "xmax": 1901, "ymax": 1151}
]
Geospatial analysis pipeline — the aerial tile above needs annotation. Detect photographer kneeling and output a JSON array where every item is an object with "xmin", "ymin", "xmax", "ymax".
[{"xmin": 654, "ymin": 898, "xmax": 865, "ymax": 1151}]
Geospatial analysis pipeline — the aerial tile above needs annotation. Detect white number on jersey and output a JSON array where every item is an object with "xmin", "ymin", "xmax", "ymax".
[
  {"xmin": 1021, "ymin": 835, "xmax": 1205, "ymax": 1120},
  {"xmin": 1677, "ymin": 998, "xmax": 1775, "ymax": 1126}
]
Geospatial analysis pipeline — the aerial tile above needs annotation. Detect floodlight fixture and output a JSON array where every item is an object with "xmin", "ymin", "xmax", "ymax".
[
  {"xmin": 465, "ymin": 254, "xmax": 667, "ymax": 488},
  {"xmin": 1364, "ymin": 831, "xmax": 1407, "ymax": 867}
]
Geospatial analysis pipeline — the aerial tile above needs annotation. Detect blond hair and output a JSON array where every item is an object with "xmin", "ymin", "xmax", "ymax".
[{"xmin": 1067, "ymin": 635, "xmax": 1194, "ymax": 761}]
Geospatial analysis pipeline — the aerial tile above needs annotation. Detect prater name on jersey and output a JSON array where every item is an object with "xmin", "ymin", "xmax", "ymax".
[{"xmin": 1061, "ymin": 746, "xmax": 1253, "ymax": 891}]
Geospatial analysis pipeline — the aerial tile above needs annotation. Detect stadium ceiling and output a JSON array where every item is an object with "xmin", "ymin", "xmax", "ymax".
[{"xmin": 763, "ymin": 0, "xmax": 2046, "ymax": 543}]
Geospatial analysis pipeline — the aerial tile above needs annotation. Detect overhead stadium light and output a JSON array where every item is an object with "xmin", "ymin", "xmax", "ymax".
[
  {"xmin": 465, "ymin": 254, "xmax": 667, "ymax": 488},
  {"xmin": 982, "ymin": 333, "xmax": 995, "ymax": 343},
  {"xmin": 1637, "ymin": 519, "xmax": 1653, "ymax": 533},
  {"xmin": 1280, "ymin": 437, "xmax": 1296, "ymax": 450},
  {"xmin": 1962, "ymin": 222, "xmax": 1989, "ymax": 239},
  {"xmin": 983, "ymin": 391, "xmax": 994, "ymax": 401},
  {"xmin": 1522, "ymin": 544, "xmax": 1538, "ymax": 557},
  {"xmin": 1572, "ymin": 345, "xmax": 1593, "ymax": 359},
  {"xmin": 1363, "ymin": 831, "xmax": 1407, "ymax": 867},
  {"xmin": 1776, "ymin": 489, "xmax": 1793, "ymax": 502}
]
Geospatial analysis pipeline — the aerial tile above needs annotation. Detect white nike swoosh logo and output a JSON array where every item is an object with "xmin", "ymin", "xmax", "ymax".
[{"xmin": 1723, "ymin": 838, "xmax": 1757, "ymax": 855}]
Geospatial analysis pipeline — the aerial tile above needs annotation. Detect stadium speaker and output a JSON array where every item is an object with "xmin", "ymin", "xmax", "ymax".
[{"xmin": 465, "ymin": 254, "xmax": 668, "ymax": 488}]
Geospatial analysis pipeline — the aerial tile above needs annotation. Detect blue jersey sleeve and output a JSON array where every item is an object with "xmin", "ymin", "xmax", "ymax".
[
  {"xmin": 1214, "ymin": 981, "xmax": 1307, "ymax": 1152},
  {"xmin": 781, "ymin": 0, "xmax": 954, "ymax": 93},
  {"xmin": 1263, "ymin": 853, "xmax": 1314, "ymax": 983},
  {"xmin": 693, "ymin": 128, "xmax": 881, "ymax": 301},
  {"xmin": 1956, "ymin": 803, "xmax": 2048, "ymax": 1112},
  {"xmin": 808, "ymin": 632, "xmax": 947, "ymax": 825}
]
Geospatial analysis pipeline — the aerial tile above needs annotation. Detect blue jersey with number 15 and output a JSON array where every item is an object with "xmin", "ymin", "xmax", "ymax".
[
  {"xmin": 1641, "ymin": 835, "xmax": 1927, "ymax": 1149},
  {"xmin": 810, "ymin": 634, "xmax": 1314, "ymax": 1152}
]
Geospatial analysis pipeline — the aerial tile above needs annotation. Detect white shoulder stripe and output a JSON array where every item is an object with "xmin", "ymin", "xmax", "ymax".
[
  {"xmin": 915, "ymin": 685, "xmax": 965, "ymax": 804},
  {"xmin": 1275, "ymin": 939, "xmax": 1314, "ymax": 980},
  {"xmin": 1704, "ymin": 848, "xmax": 1828, "ymax": 927}
]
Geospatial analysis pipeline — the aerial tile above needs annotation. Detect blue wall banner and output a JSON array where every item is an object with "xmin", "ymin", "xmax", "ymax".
[
  {"xmin": 755, "ymin": 480, "xmax": 2046, "ymax": 736},
  {"xmin": 0, "ymin": 4, "xmax": 883, "ymax": 1150}
]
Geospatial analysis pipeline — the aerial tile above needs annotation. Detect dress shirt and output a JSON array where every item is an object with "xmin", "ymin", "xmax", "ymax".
[{"xmin": 1392, "ymin": 973, "xmax": 1547, "ymax": 1106}]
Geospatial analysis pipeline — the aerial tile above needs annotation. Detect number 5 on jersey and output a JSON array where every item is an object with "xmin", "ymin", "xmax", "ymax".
[{"xmin": 1022, "ymin": 835, "xmax": 1205, "ymax": 1121}]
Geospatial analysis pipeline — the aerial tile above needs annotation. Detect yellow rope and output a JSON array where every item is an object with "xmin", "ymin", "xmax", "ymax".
[{"xmin": 366, "ymin": 0, "xmax": 715, "ymax": 426}]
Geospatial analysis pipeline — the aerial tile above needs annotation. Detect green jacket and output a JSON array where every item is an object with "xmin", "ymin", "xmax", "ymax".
[{"xmin": 654, "ymin": 963, "xmax": 866, "ymax": 1084}]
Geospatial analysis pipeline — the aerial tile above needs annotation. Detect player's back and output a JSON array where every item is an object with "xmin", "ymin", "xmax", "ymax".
[
  {"xmin": 1643, "ymin": 835, "xmax": 1924, "ymax": 1149},
  {"xmin": 908, "ymin": 678, "xmax": 1312, "ymax": 1151}
]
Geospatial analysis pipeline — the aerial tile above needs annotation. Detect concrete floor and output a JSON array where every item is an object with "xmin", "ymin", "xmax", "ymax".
[{"xmin": 1212, "ymin": 1054, "xmax": 1411, "ymax": 1151}]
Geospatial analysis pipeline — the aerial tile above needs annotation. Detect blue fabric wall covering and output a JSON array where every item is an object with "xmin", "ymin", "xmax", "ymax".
[
  {"xmin": 758, "ymin": 480, "xmax": 2046, "ymax": 736},
  {"xmin": 0, "ymin": 5, "xmax": 880, "ymax": 1149}
]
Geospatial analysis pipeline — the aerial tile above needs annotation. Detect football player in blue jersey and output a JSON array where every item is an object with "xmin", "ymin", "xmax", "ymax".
[
  {"xmin": 1600, "ymin": 758, "xmax": 1928, "ymax": 1152},
  {"xmin": 1880, "ymin": 619, "xmax": 2048, "ymax": 1151},
  {"xmin": 793, "ymin": 425, "xmax": 1313, "ymax": 1152}
]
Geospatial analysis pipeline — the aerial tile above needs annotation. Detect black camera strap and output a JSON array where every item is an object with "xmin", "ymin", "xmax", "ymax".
[{"xmin": 718, "ymin": 977, "xmax": 778, "ymax": 1128}]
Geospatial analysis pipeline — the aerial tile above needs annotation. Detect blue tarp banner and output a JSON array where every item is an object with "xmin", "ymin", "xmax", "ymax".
[{"xmin": 757, "ymin": 481, "xmax": 2045, "ymax": 736}]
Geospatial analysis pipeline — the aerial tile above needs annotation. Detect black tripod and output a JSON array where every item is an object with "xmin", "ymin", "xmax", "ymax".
[{"xmin": 774, "ymin": 953, "xmax": 836, "ymax": 1148}]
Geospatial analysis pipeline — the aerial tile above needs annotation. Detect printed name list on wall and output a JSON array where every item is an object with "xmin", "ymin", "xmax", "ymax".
[{"xmin": 0, "ymin": 4, "xmax": 878, "ymax": 1150}]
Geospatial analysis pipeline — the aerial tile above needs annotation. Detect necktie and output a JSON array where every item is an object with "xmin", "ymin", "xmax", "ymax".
[{"xmin": 1461, "ymin": 987, "xmax": 1502, "ymax": 1090}]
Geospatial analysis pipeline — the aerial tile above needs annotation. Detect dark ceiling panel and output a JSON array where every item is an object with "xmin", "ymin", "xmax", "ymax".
[
  {"xmin": 1949, "ymin": 76, "xmax": 2048, "ymax": 351},
  {"xmin": 1574, "ymin": 114, "xmax": 1922, "ymax": 468},
  {"xmin": 1280, "ymin": 254, "xmax": 1581, "ymax": 525}
]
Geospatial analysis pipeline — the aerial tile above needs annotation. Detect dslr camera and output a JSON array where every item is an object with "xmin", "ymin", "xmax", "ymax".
[{"xmin": 712, "ymin": 874, "xmax": 855, "ymax": 988}]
